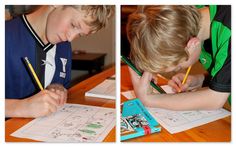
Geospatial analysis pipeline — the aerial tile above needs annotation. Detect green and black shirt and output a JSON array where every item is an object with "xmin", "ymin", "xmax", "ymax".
[{"xmin": 199, "ymin": 5, "xmax": 231, "ymax": 100}]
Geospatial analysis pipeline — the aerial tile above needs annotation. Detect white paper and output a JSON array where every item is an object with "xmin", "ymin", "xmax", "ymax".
[
  {"xmin": 85, "ymin": 79, "xmax": 116, "ymax": 100},
  {"xmin": 148, "ymin": 107, "xmax": 230, "ymax": 134},
  {"xmin": 11, "ymin": 104, "xmax": 116, "ymax": 142},
  {"xmin": 121, "ymin": 90, "xmax": 136, "ymax": 100},
  {"xmin": 121, "ymin": 85, "xmax": 174, "ymax": 100},
  {"xmin": 157, "ymin": 85, "xmax": 175, "ymax": 94},
  {"xmin": 121, "ymin": 90, "xmax": 230, "ymax": 134}
]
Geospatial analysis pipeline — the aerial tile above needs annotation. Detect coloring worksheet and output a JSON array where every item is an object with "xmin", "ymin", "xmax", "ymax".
[
  {"xmin": 121, "ymin": 90, "xmax": 230, "ymax": 134},
  {"xmin": 148, "ymin": 107, "xmax": 230, "ymax": 134},
  {"xmin": 11, "ymin": 104, "xmax": 116, "ymax": 142}
]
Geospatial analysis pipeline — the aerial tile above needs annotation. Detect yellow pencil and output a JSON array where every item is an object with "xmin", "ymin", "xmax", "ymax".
[
  {"xmin": 24, "ymin": 57, "xmax": 44, "ymax": 90},
  {"xmin": 182, "ymin": 66, "xmax": 192, "ymax": 84},
  {"xmin": 178, "ymin": 66, "xmax": 192, "ymax": 93}
]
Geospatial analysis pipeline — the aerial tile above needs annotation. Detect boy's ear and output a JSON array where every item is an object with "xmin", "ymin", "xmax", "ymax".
[
  {"xmin": 184, "ymin": 37, "xmax": 202, "ymax": 65},
  {"xmin": 185, "ymin": 37, "xmax": 201, "ymax": 56}
]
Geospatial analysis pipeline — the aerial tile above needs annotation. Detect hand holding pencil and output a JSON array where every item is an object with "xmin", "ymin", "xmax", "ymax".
[
  {"xmin": 22, "ymin": 57, "xmax": 67, "ymax": 117},
  {"xmin": 168, "ymin": 66, "xmax": 204, "ymax": 93},
  {"xmin": 178, "ymin": 66, "xmax": 192, "ymax": 92}
]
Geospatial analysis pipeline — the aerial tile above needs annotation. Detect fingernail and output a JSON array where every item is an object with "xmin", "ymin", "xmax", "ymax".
[{"xmin": 178, "ymin": 88, "xmax": 181, "ymax": 93}]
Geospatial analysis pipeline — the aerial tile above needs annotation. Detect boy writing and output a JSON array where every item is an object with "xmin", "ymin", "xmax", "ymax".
[
  {"xmin": 6, "ymin": 5, "xmax": 114, "ymax": 118},
  {"xmin": 126, "ymin": 5, "xmax": 230, "ymax": 110}
]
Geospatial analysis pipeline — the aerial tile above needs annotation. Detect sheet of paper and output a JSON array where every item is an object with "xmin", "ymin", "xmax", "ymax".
[
  {"xmin": 121, "ymin": 85, "xmax": 174, "ymax": 100},
  {"xmin": 121, "ymin": 89, "xmax": 230, "ymax": 134},
  {"xmin": 155, "ymin": 85, "xmax": 175, "ymax": 94},
  {"xmin": 85, "ymin": 79, "xmax": 116, "ymax": 99},
  {"xmin": 148, "ymin": 107, "xmax": 230, "ymax": 134},
  {"xmin": 11, "ymin": 104, "xmax": 116, "ymax": 142},
  {"xmin": 110, "ymin": 74, "xmax": 116, "ymax": 78},
  {"xmin": 121, "ymin": 90, "xmax": 136, "ymax": 100}
]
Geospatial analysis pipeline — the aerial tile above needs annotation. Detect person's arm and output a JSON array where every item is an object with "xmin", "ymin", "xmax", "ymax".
[
  {"xmin": 5, "ymin": 89, "xmax": 61, "ymax": 118},
  {"xmin": 142, "ymin": 88, "xmax": 229, "ymax": 110},
  {"xmin": 128, "ymin": 66, "xmax": 229, "ymax": 110}
]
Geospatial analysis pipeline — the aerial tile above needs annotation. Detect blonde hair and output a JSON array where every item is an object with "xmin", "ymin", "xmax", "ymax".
[
  {"xmin": 127, "ymin": 5, "xmax": 201, "ymax": 73},
  {"xmin": 68, "ymin": 5, "xmax": 114, "ymax": 32}
]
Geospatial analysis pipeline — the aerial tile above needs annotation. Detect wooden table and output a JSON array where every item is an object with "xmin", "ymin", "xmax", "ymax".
[
  {"xmin": 72, "ymin": 52, "xmax": 106, "ymax": 74},
  {"xmin": 5, "ymin": 67, "xmax": 116, "ymax": 142},
  {"xmin": 121, "ymin": 64, "xmax": 231, "ymax": 142}
]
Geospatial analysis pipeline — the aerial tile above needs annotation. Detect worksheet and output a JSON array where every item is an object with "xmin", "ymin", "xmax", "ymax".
[
  {"xmin": 148, "ymin": 107, "xmax": 230, "ymax": 134},
  {"xmin": 85, "ymin": 75, "xmax": 116, "ymax": 99},
  {"xmin": 121, "ymin": 90, "xmax": 230, "ymax": 134},
  {"xmin": 11, "ymin": 104, "xmax": 116, "ymax": 142}
]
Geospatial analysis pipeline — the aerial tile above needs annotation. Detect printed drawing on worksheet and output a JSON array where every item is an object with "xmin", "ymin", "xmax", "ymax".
[
  {"xmin": 11, "ymin": 104, "xmax": 116, "ymax": 142},
  {"xmin": 148, "ymin": 107, "xmax": 230, "ymax": 134}
]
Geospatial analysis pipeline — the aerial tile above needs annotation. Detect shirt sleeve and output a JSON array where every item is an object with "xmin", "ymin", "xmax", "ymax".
[
  {"xmin": 209, "ymin": 38, "xmax": 231, "ymax": 92},
  {"xmin": 64, "ymin": 43, "xmax": 72, "ymax": 89}
]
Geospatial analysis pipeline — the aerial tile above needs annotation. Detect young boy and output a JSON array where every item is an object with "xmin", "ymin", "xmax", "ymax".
[
  {"xmin": 6, "ymin": 5, "xmax": 114, "ymax": 118},
  {"xmin": 126, "ymin": 5, "xmax": 230, "ymax": 110}
]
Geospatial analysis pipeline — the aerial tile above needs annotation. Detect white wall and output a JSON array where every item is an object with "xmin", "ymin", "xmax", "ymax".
[{"xmin": 71, "ymin": 14, "xmax": 115, "ymax": 67}]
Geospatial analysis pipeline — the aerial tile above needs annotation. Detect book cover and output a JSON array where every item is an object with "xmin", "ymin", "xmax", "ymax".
[{"xmin": 121, "ymin": 99, "xmax": 161, "ymax": 141}]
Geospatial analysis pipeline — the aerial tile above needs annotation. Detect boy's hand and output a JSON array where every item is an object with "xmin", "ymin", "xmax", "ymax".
[
  {"xmin": 46, "ymin": 83, "xmax": 68, "ymax": 106},
  {"xmin": 128, "ymin": 66, "xmax": 153, "ymax": 103},
  {"xmin": 23, "ymin": 89, "xmax": 62, "ymax": 118},
  {"xmin": 168, "ymin": 73, "xmax": 204, "ymax": 92}
]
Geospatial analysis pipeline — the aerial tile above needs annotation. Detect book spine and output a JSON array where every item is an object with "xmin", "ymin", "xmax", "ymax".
[
  {"xmin": 121, "ymin": 130, "xmax": 145, "ymax": 141},
  {"xmin": 121, "ymin": 127, "xmax": 161, "ymax": 141}
]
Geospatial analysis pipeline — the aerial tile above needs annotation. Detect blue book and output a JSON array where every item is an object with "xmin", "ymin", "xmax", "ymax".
[{"xmin": 121, "ymin": 99, "xmax": 161, "ymax": 141}]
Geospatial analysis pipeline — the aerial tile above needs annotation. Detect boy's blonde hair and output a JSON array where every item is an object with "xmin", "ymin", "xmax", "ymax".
[
  {"xmin": 127, "ymin": 5, "xmax": 201, "ymax": 73},
  {"xmin": 69, "ymin": 5, "xmax": 114, "ymax": 32}
]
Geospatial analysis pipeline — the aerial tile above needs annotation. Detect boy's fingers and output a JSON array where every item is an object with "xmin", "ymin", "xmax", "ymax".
[
  {"xmin": 61, "ymin": 91, "xmax": 67, "ymax": 105},
  {"xmin": 168, "ymin": 80, "xmax": 180, "ymax": 93},
  {"xmin": 172, "ymin": 76, "xmax": 182, "ymax": 87},
  {"xmin": 128, "ymin": 66, "xmax": 139, "ymax": 77},
  {"xmin": 128, "ymin": 66, "xmax": 140, "ymax": 84},
  {"xmin": 62, "ymin": 89, "xmax": 67, "ymax": 105},
  {"xmin": 141, "ymin": 72, "xmax": 152, "ymax": 85},
  {"xmin": 47, "ymin": 104, "xmax": 57, "ymax": 115},
  {"xmin": 180, "ymin": 83, "xmax": 189, "ymax": 92},
  {"xmin": 64, "ymin": 91, "xmax": 68, "ymax": 104},
  {"xmin": 47, "ymin": 91, "xmax": 61, "ymax": 105},
  {"xmin": 58, "ymin": 90, "xmax": 64, "ymax": 105},
  {"xmin": 48, "ymin": 94, "xmax": 60, "ymax": 105},
  {"xmin": 49, "ymin": 88, "xmax": 55, "ymax": 92}
]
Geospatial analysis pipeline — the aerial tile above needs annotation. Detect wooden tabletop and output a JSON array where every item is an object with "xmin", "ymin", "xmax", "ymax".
[
  {"xmin": 5, "ymin": 67, "xmax": 116, "ymax": 142},
  {"xmin": 121, "ymin": 64, "xmax": 231, "ymax": 142}
]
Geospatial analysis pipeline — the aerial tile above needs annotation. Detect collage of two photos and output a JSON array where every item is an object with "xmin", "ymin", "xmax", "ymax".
[{"xmin": 5, "ymin": 4, "xmax": 231, "ymax": 142}]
